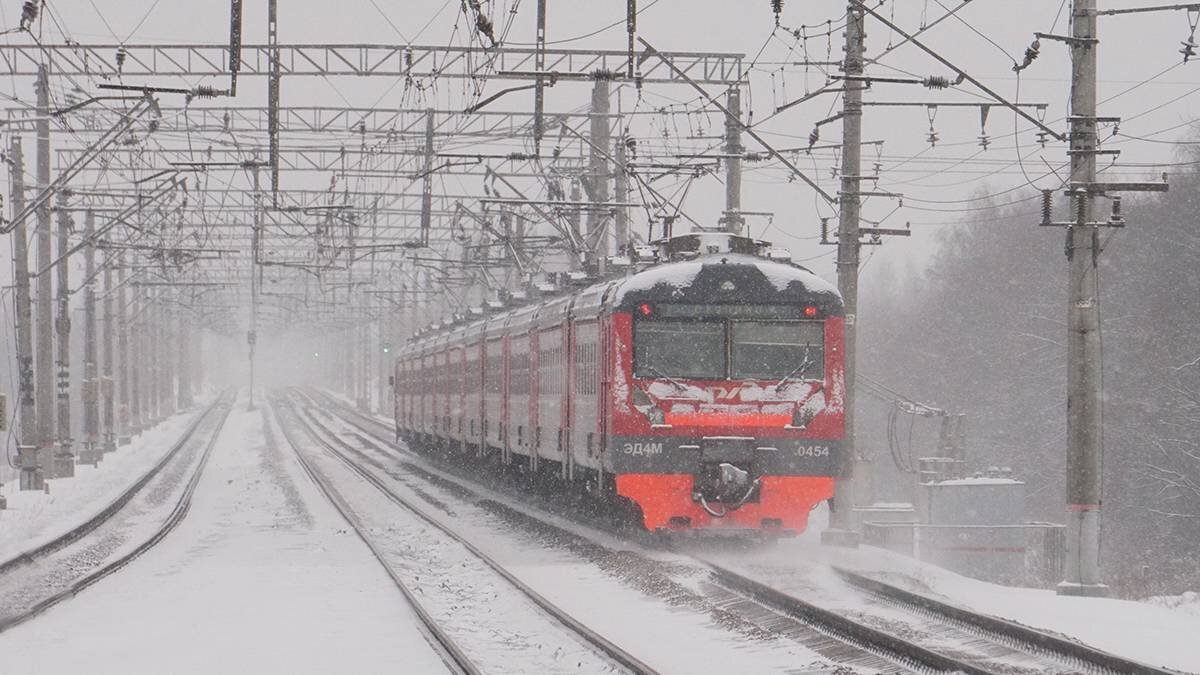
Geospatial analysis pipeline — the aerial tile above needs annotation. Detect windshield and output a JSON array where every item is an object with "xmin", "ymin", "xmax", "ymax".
[
  {"xmin": 731, "ymin": 321, "xmax": 824, "ymax": 380},
  {"xmin": 633, "ymin": 316, "xmax": 825, "ymax": 381},
  {"xmin": 633, "ymin": 320, "xmax": 725, "ymax": 379}
]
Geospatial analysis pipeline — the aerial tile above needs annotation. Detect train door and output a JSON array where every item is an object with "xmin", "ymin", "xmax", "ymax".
[
  {"xmin": 529, "ymin": 320, "xmax": 539, "ymax": 472},
  {"xmin": 563, "ymin": 299, "xmax": 576, "ymax": 481}
]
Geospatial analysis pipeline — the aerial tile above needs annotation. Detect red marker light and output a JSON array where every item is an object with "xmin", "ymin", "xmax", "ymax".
[
  {"xmin": 639, "ymin": 303, "xmax": 654, "ymax": 317},
  {"xmin": 803, "ymin": 306, "xmax": 818, "ymax": 317}
]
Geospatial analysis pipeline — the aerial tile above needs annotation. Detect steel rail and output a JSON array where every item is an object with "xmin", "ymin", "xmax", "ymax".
[
  {"xmin": 318, "ymin": 391, "xmax": 1135, "ymax": 675},
  {"xmin": 268, "ymin": 394, "xmax": 481, "ymax": 675},
  {"xmin": 279, "ymin": 390, "xmax": 656, "ymax": 675},
  {"xmin": 0, "ymin": 393, "xmax": 228, "ymax": 576},
  {"xmin": 832, "ymin": 566, "xmax": 1181, "ymax": 675},
  {"xmin": 0, "ymin": 391, "xmax": 235, "ymax": 634},
  {"xmin": 308, "ymin": 391, "xmax": 984, "ymax": 673}
]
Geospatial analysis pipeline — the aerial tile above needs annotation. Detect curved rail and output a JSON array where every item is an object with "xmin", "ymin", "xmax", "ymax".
[
  {"xmin": 0, "ymin": 391, "xmax": 234, "ymax": 634},
  {"xmin": 318, "ymin": 392, "xmax": 1164, "ymax": 674},
  {"xmin": 0, "ymin": 395, "xmax": 228, "ymax": 576},
  {"xmin": 279, "ymin": 390, "xmax": 658, "ymax": 675},
  {"xmin": 306, "ymin": 392, "xmax": 988, "ymax": 672},
  {"xmin": 269, "ymin": 395, "xmax": 481, "ymax": 675},
  {"xmin": 832, "ymin": 566, "xmax": 1181, "ymax": 675}
]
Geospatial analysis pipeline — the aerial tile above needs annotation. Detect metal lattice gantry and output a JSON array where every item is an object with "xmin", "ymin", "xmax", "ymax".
[{"xmin": 0, "ymin": 43, "xmax": 744, "ymax": 84}]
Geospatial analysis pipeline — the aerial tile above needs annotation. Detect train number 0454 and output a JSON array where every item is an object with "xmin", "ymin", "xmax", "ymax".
[{"xmin": 797, "ymin": 445, "xmax": 831, "ymax": 458}]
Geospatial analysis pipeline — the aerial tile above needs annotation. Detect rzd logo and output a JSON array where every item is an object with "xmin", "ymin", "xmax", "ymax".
[{"xmin": 705, "ymin": 386, "xmax": 742, "ymax": 400}]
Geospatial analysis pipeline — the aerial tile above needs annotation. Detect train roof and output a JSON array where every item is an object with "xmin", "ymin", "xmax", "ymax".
[
  {"xmin": 610, "ymin": 253, "xmax": 841, "ymax": 311},
  {"xmin": 404, "ymin": 233, "xmax": 845, "ymax": 346}
]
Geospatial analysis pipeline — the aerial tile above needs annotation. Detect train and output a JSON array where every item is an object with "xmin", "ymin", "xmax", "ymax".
[{"xmin": 393, "ymin": 232, "xmax": 846, "ymax": 535}]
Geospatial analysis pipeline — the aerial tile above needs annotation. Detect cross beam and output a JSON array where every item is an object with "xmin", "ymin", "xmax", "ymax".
[{"xmin": 0, "ymin": 43, "xmax": 744, "ymax": 84}]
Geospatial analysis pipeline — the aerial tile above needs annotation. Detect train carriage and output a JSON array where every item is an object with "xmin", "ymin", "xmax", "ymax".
[{"xmin": 395, "ymin": 233, "xmax": 845, "ymax": 535}]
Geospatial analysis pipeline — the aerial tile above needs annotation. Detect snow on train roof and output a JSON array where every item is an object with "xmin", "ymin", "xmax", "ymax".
[{"xmin": 611, "ymin": 253, "xmax": 840, "ymax": 303}]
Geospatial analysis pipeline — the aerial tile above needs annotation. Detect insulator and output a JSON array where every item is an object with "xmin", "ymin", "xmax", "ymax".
[
  {"xmin": 978, "ymin": 135, "xmax": 990, "ymax": 150},
  {"xmin": 926, "ymin": 129, "xmax": 939, "ymax": 147},
  {"xmin": 192, "ymin": 85, "xmax": 219, "ymax": 98},
  {"xmin": 923, "ymin": 75, "xmax": 951, "ymax": 90},
  {"xmin": 1181, "ymin": 40, "xmax": 1197, "ymax": 63},
  {"xmin": 1036, "ymin": 129, "xmax": 1050, "ymax": 149},
  {"xmin": 1041, "ymin": 190, "xmax": 1053, "ymax": 225},
  {"xmin": 771, "ymin": 0, "xmax": 783, "ymax": 24},
  {"xmin": 20, "ymin": 0, "xmax": 37, "ymax": 29},
  {"xmin": 807, "ymin": 127, "xmax": 819, "ymax": 148},
  {"xmin": 1013, "ymin": 38, "xmax": 1041, "ymax": 73},
  {"xmin": 115, "ymin": 46, "xmax": 127, "ymax": 70}
]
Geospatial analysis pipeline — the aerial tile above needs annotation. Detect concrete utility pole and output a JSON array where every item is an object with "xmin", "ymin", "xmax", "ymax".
[
  {"xmin": 117, "ymin": 253, "xmax": 132, "ymax": 443},
  {"xmin": 54, "ymin": 191, "xmax": 75, "ymax": 477},
  {"xmin": 129, "ymin": 285, "xmax": 142, "ymax": 434},
  {"xmin": 267, "ymin": 0, "xmax": 281, "ymax": 200},
  {"xmin": 1060, "ymin": 0, "xmax": 1105, "ymax": 597},
  {"xmin": 613, "ymin": 136, "xmax": 630, "ymax": 255},
  {"xmin": 146, "ymin": 290, "xmax": 160, "ymax": 423},
  {"xmin": 248, "ymin": 163, "xmax": 261, "ymax": 410},
  {"xmin": 177, "ymin": 310, "xmax": 192, "ymax": 409},
  {"xmin": 35, "ymin": 66, "xmax": 56, "ymax": 479},
  {"xmin": 81, "ymin": 210, "xmax": 99, "ymax": 465},
  {"xmin": 102, "ymin": 250, "xmax": 116, "ymax": 453},
  {"xmin": 586, "ymin": 76, "xmax": 611, "ymax": 271},
  {"xmin": 420, "ymin": 109, "xmax": 434, "ymax": 247},
  {"xmin": 533, "ymin": 0, "xmax": 547, "ymax": 151},
  {"xmin": 158, "ymin": 299, "xmax": 173, "ymax": 418},
  {"xmin": 10, "ymin": 136, "xmax": 41, "ymax": 490},
  {"xmin": 823, "ymin": 3, "xmax": 866, "ymax": 548},
  {"xmin": 568, "ymin": 179, "xmax": 582, "ymax": 270},
  {"xmin": 721, "ymin": 87, "xmax": 744, "ymax": 234}
]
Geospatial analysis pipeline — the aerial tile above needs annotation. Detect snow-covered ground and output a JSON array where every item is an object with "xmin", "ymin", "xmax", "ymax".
[
  {"xmin": 0, "ymin": 398, "xmax": 446, "ymax": 674},
  {"xmin": 0, "ymin": 403, "xmax": 206, "ymax": 563},
  {"xmin": 715, "ymin": 503, "xmax": 1200, "ymax": 674},
  {"xmin": 309, "ymin": 404, "xmax": 891, "ymax": 673},
  {"xmin": 3, "ymin": 388, "xmax": 1196, "ymax": 674}
]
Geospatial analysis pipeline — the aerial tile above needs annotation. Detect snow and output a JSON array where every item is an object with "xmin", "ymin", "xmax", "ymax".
[
  {"xmin": 314, "ymin": 411, "xmax": 855, "ymax": 673},
  {"xmin": 1148, "ymin": 591, "xmax": 1200, "ymax": 618},
  {"xmin": 753, "ymin": 260, "xmax": 840, "ymax": 297},
  {"xmin": 715, "ymin": 503, "xmax": 1200, "ymax": 674},
  {"xmin": 0, "ymin": 403, "xmax": 207, "ymax": 563},
  {"xmin": 931, "ymin": 477, "xmax": 1024, "ymax": 486},
  {"xmin": 0, "ymin": 398, "xmax": 447, "ymax": 675},
  {"xmin": 611, "ymin": 253, "xmax": 841, "ymax": 305}
]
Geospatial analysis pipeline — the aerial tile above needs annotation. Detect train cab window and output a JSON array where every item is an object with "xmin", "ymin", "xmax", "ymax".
[
  {"xmin": 634, "ymin": 319, "xmax": 725, "ymax": 379},
  {"xmin": 731, "ymin": 321, "xmax": 824, "ymax": 380}
]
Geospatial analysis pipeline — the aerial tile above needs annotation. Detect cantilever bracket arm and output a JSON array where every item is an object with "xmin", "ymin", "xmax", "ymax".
[
  {"xmin": 850, "ymin": 0, "xmax": 1067, "ymax": 143},
  {"xmin": 465, "ymin": 76, "xmax": 557, "ymax": 115},
  {"xmin": 2, "ymin": 95, "xmax": 155, "ymax": 235},
  {"xmin": 638, "ymin": 37, "xmax": 836, "ymax": 204}
]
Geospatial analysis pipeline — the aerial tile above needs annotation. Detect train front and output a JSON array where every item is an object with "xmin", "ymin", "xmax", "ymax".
[{"xmin": 607, "ymin": 247, "xmax": 845, "ymax": 535}]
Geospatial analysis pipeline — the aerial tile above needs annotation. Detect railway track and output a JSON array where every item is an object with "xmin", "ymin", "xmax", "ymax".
[
  {"xmin": 310, "ymin": 389, "xmax": 1182, "ymax": 675},
  {"xmin": 0, "ymin": 391, "xmax": 235, "ymax": 633},
  {"xmin": 830, "ymin": 566, "xmax": 1179, "ymax": 675},
  {"xmin": 271, "ymin": 390, "xmax": 653, "ymax": 675}
]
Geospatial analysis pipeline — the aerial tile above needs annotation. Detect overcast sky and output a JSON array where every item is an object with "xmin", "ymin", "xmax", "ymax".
[{"xmin": 4, "ymin": 1, "xmax": 1196, "ymax": 286}]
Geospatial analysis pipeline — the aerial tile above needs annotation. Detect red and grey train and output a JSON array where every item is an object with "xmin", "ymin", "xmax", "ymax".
[{"xmin": 393, "ymin": 233, "xmax": 846, "ymax": 534}]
